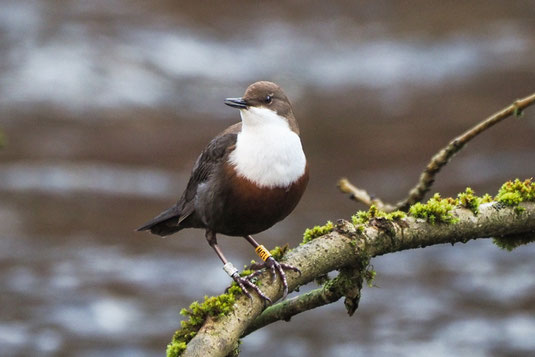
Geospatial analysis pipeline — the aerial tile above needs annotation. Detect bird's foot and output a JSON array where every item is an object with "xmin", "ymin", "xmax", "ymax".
[
  {"xmin": 246, "ymin": 257, "xmax": 301, "ymax": 300},
  {"xmin": 223, "ymin": 261, "xmax": 272, "ymax": 304},
  {"xmin": 231, "ymin": 273, "xmax": 272, "ymax": 304}
]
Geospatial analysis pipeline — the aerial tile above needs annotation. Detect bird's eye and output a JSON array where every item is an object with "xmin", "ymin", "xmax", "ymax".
[{"xmin": 265, "ymin": 95, "xmax": 272, "ymax": 104}]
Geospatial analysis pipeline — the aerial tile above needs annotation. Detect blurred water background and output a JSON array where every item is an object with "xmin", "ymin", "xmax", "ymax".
[{"xmin": 1, "ymin": 1, "xmax": 534, "ymax": 356}]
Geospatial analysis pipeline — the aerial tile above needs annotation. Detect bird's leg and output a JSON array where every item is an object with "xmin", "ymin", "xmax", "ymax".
[
  {"xmin": 243, "ymin": 235, "xmax": 301, "ymax": 300},
  {"xmin": 205, "ymin": 230, "xmax": 271, "ymax": 303}
]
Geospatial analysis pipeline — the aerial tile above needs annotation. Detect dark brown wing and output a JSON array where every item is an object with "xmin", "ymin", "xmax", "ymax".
[
  {"xmin": 137, "ymin": 123, "xmax": 240, "ymax": 235},
  {"xmin": 179, "ymin": 123, "xmax": 241, "ymax": 217}
]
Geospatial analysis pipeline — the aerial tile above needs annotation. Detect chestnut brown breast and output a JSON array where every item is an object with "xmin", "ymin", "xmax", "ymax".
[{"xmin": 206, "ymin": 162, "xmax": 309, "ymax": 236}]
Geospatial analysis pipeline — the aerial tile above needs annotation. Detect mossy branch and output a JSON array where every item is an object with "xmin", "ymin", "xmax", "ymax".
[
  {"xmin": 339, "ymin": 92, "xmax": 535, "ymax": 211},
  {"xmin": 171, "ymin": 90, "xmax": 535, "ymax": 356},
  {"xmin": 177, "ymin": 189, "xmax": 535, "ymax": 357},
  {"xmin": 243, "ymin": 264, "xmax": 364, "ymax": 336}
]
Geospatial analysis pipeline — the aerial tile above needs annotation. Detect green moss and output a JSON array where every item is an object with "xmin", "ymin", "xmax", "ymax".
[
  {"xmin": 495, "ymin": 178, "xmax": 535, "ymax": 206},
  {"xmin": 269, "ymin": 244, "xmax": 289, "ymax": 261},
  {"xmin": 497, "ymin": 192, "xmax": 523, "ymax": 206},
  {"xmin": 351, "ymin": 205, "xmax": 407, "ymax": 226},
  {"xmin": 166, "ymin": 342, "xmax": 187, "ymax": 357},
  {"xmin": 493, "ymin": 232, "xmax": 535, "ymax": 251},
  {"xmin": 491, "ymin": 179, "xmax": 535, "ymax": 251},
  {"xmin": 302, "ymin": 221, "xmax": 334, "ymax": 244},
  {"xmin": 349, "ymin": 207, "xmax": 407, "ymax": 247},
  {"xmin": 514, "ymin": 206, "xmax": 526, "ymax": 214},
  {"xmin": 352, "ymin": 211, "xmax": 370, "ymax": 225},
  {"xmin": 0, "ymin": 128, "xmax": 5, "ymax": 149},
  {"xmin": 227, "ymin": 341, "xmax": 241, "ymax": 357},
  {"xmin": 324, "ymin": 269, "xmax": 354, "ymax": 294},
  {"xmin": 166, "ymin": 285, "xmax": 242, "ymax": 357},
  {"xmin": 409, "ymin": 193, "xmax": 458, "ymax": 224},
  {"xmin": 239, "ymin": 269, "xmax": 254, "ymax": 277},
  {"xmin": 457, "ymin": 187, "xmax": 482, "ymax": 215},
  {"xmin": 388, "ymin": 210, "xmax": 408, "ymax": 220},
  {"xmin": 481, "ymin": 193, "xmax": 494, "ymax": 203},
  {"xmin": 364, "ymin": 266, "xmax": 376, "ymax": 288}
]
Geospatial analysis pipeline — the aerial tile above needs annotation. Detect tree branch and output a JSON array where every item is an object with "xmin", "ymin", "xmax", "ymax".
[
  {"xmin": 243, "ymin": 265, "xmax": 364, "ymax": 336},
  {"xmin": 339, "ymin": 93, "xmax": 535, "ymax": 211},
  {"xmin": 338, "ymin": 177, "xmax": 395, "ymax": 211},
  {"xmin": 181, "ymin": 201, "xmax": 535, "ymax": 357},
  {"xmin": 174, "ymin": 92, "xmax": 535, "ymax": 356}
]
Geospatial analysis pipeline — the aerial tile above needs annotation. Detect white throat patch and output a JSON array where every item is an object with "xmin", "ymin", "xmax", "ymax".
[{"xmin": 228, "ymin": 107, "xmax": 306, "ymax": 188}]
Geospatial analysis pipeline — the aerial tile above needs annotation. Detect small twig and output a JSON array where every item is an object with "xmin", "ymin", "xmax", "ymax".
[
  {"xmin": 339, "ymin": 93, "xmax": 535, "ymax": 211},
  {"xmin": 338, "ymin": 178, "xmax": 394, "ymax": 211},
  {"xmin": 244, "ymin": 285, "xmax": 342, "ymax": 336},
  {"xmin": 244, "ymin": 266, "xmax": 363, "ymax": 336}
]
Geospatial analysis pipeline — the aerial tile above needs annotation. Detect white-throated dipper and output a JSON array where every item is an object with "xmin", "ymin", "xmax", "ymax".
[{"xmin": 137, "ymin": 81, "xmax": 308, "ymax": 302}]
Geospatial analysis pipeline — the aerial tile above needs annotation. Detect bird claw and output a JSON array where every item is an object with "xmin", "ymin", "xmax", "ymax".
[
  {"xmin": 247, "ymin": 257, "xmax": 301, "ymax": 300},
  {"xmin": 232, "ymin": 273, "xmax": 272, "ymax": 304}
]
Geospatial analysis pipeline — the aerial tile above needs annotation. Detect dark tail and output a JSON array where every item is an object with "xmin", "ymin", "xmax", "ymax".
[{"xmin": 136, "ymin": 205, "xmax": 182, "ymax": 237}]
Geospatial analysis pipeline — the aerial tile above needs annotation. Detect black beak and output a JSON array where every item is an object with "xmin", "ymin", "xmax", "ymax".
[{"xmin": 224, "ymin": 97, "xmax": 248, "ymax": 109}]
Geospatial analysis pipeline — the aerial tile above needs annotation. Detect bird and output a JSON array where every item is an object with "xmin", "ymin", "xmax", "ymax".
[{"xmin": 137, "ymin": 81, "xmax": 309, "ymax": 302}]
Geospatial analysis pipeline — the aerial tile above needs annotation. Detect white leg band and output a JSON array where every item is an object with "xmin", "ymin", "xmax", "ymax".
[{"xmin": 223, "ymin": 262, "xmax": 239, "ymax": 277}]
